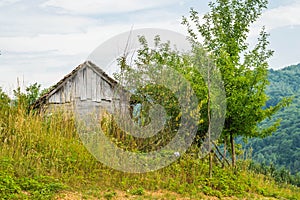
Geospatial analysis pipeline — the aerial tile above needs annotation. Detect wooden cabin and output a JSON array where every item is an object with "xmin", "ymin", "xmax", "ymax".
[{"xmin": 33, "ymin": 61, "xmax": 128, "ymax": 117}]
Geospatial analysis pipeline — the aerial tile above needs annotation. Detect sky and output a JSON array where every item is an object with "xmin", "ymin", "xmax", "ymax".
[{"xmin": 0, "ymin": 0, "xmax": 300, "ymax": 94}]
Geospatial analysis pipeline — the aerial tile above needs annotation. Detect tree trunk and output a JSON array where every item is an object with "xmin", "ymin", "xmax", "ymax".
[
  {"xmin": 230, "ymin": 133, "xmax": 236, "ymax": 167},
  {"xmin": 207, "ymin": 59, "xmax": 212, "ymax": 177},
  {"xmin": 209, "ymin": 151, "xmax": 213, "ymax": 178},
  {"xmin": 224, "ymin": 137, "xmax": 227, "ymax": 161}
]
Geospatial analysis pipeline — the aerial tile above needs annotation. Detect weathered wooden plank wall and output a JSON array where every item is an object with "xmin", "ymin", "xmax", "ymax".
[
  {"xmin": 48, "ymin": 66, "xmax": 115, "ymax": 104},
  {"xmin": 32, "ymin": 60, "xmax": 131, "ymax": 120}
]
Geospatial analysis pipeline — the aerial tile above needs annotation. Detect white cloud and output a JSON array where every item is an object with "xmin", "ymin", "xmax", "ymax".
[
  {"xmin": 252, "ymin": 1, "xmax": 300, "ymax": 34},
  {"xmin": 0, "ymin": 0, "xmax": 183, "ymax": 37},
  {"xmin": 0, "ymin": 0, "xmax": 299, "ymax": 91},
  {"xmin": 0, "ymin": 19, "xmax": 186, "ymax": 90},
  {"xmin": 42, "ymin": 0, "xmax": 177, "ymax": 15},
  {"xmin": 0, "ymin": 19, "xmax": 185, "ymax": 55},
  {"xmin": 0, "ymin": 0, "xmax": 20, "ymax": 7},
  {"xmin": 0, "ymin": 9, "xmax": 99, "ymax": 37},
  {"xmin": 0, "ymin": 50, "xmax": 86, "ymax": 92}
]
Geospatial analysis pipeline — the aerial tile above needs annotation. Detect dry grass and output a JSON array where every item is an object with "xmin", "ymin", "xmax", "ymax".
[
  {"xmin": 54, "ymin": 190, "xmax": 280, "ymax": 200},
  {"xmin": 0, "ymin": 105, "xmax": 299, "ymax": 199}
]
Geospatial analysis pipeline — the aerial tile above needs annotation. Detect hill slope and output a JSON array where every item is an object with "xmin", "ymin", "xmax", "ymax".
[{"xmin": 246, "ymin": 63, "xmax": 300, "ymax": 174}]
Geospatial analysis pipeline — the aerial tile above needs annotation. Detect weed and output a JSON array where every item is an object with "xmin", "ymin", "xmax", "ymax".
[
  {"xmin": 0, "ymin": 106, "xmax": 299, "ymax": 199},
  {"xmin": 129, "ymin": 187, "xmax": 145, "ymax": 195},
  {"xmin": 103, "ymin": 190, "xmax": 116, "ymax": 200}
]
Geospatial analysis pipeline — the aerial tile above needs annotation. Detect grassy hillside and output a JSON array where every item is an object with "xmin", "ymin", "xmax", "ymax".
[
  {"xmin": 246, "ymin": 64, "xmax": 300, "ymax": 175},
  {"xmin": 0, "ymin": 102, "xmax": 300, "ymax": 199}
]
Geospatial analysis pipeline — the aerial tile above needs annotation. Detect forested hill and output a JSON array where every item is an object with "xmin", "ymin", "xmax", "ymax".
[{"xmin": 246, "ymin": 63, "xmax": 300, "ymax": 174}]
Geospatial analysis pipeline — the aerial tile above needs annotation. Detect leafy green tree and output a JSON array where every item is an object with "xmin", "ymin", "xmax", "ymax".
[
  {"xmin": 13, "ymin": 83, "xmax": 42, "ymax": 110},
  {"xmin": 0, "ymin": 87, "xmax": 11, "ymax": 109},
  {"xmin": 25, "ymin": 82, "xmax": 41, "ymax": 106},
  {"xmin": 182, "ymin": 0, "xmax": 289, "ymax": 166},
  {"xmin": 0, "ymin": 87, "xmax": 11, "ymax": 143},
  {"xmin": 115, "ymin": 36, "xmax": 212, "ymax": 152}
]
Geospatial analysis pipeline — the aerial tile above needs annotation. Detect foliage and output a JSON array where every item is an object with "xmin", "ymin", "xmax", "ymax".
[
  {"xmin": 128, "ymin": 187, "xmax": 145, "ymax": 195},
  {"xmin": 182, "ymin": 0, "xmax": 288, "ymax": 166},
  {"xmin": 103, "ymin": 189, "xmax": 117, "ymax": 200},
  {"xmin": 0, "ymin": 87, "xmax": 299, "ymax": 199},
  {"xmin": 246, "ymin": 63, "xmax": 300, "ymax": 175},
  {"xmin": 12, "ymin": 82, "xmax": 43, "ymax": 110},
  {"xmin": 248, "ymin": 161, "xmax": 300, "ymax": 187},
  {"xmin": 114, "ymin": 35, "xmax": 210, "ymax": 149},
  {"xmin": 0, "ymin": 87, "xmax": 10, "ymax": 109},
  {"xmin": 0, "ymin": 170, "xmax": 66, "ymax": 200}
]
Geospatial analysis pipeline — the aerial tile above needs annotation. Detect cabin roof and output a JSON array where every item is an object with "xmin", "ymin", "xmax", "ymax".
[{"xmin": 32, "ymin": 61, "xmax": 117, "ymax": 109}]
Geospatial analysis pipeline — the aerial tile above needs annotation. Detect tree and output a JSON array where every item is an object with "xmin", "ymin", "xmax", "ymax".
[
  {"xmin": 0, "ymin": 87, "xmax": 11, "ymax": 109},
  {"xmin": 115, "ymin": 36, "xmax": 212, "ymax": 153},
  {"xmin": 13, "ymin": 82, "xmax": 42, "ymax": 110},
  {"xmin": 182, "ymin": 0, "xmax": 289, "ymax": 166}
]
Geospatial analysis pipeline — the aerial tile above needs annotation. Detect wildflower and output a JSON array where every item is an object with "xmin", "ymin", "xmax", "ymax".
[{"xmin": 174, "ymin": 152, "xmax": 180, "ymax": 157}]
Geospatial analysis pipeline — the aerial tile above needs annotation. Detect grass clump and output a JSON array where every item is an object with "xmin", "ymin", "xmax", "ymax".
[
  {"xmin": 128, "ymin": 187, "xmax": 145, "ymax": 196},
  {"xmin": 103, "ymin": 189, "xmax": 117, "ymax": 200},
  {"xmin": 0, "ymin": 104, "xmax": 299, "ymax": 199},
  {"xmin": 0, "ymin": 170, "xmax": 66, "ymax": 199}
]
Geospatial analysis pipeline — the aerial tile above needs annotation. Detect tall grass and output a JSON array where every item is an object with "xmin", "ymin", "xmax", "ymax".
[{"xmin": 0, "ymin": 104, "xmax": 299, "ymax": 199}]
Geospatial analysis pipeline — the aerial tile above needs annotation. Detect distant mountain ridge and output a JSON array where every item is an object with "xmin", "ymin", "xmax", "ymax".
[{"xmin": 246, "ymin": 63, "xmax": 300, "ymax": 174}]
